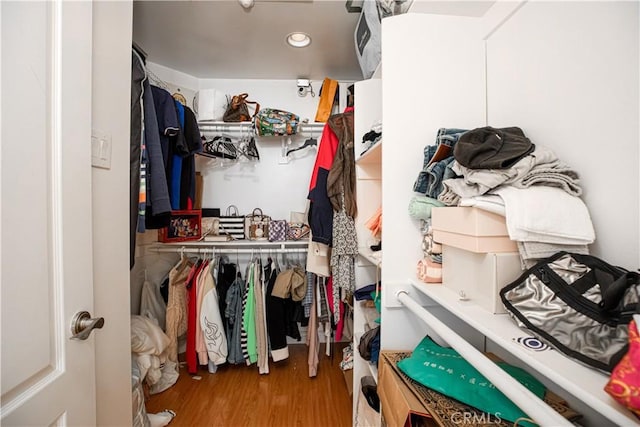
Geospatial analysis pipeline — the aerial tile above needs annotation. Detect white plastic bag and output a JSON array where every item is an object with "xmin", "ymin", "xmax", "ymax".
[
  {"xmin": 140, "ymin": 279, "xmax": 166, "ymax": 331},
  {"xmin": 354, "ymin": 0, "xmax": 382, "ymax": 79}
]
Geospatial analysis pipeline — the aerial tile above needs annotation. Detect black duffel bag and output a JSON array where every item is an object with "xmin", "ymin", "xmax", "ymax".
[{"xmin": 500, "ymin": 251, "xmax": 640, "ymax": 372}]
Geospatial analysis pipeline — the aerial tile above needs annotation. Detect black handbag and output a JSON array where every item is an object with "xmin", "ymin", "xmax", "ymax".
[{"xmin": 500, "ymin": 251, "xmax": 640, "ymax": 372}]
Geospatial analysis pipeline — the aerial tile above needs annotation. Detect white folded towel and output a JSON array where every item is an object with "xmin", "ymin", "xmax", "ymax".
[
  {"xmin": 492, "ymin": 186, "xmax": 595, "ymax": 245},
  {"xmin": 459, "ymin": 195, "xmax": 506, "ymax": 216}
]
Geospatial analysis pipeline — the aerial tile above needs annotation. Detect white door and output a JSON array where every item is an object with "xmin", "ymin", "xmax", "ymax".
[{"xmin": 1, "ymin": 1, "xmax": 98, "ymax": 425}]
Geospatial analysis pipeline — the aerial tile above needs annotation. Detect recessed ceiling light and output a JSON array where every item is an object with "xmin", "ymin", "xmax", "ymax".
[{"xmin": 286, "ymin": 32, "xmax": 311, "ymax": 48}]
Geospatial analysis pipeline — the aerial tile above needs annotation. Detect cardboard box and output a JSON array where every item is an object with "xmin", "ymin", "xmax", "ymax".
[
  {"xmin": 432, "ymin": 207, "xmax": 509, "ymax": 236},
  {"xmin": 379, "ymin": 352, "xmax": 436, "ymax": 427},
  {"xmin": 432, "ymin": 207, "xmax": 517, "ymax": 253},
  {"xmin": 442, "ymin": 245, "xmax": 523, "ymax": 314}
]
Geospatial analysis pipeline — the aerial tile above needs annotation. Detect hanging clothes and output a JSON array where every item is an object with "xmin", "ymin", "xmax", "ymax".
[
  {"xmin": 330, "ymin": 193, "xmax": 358, "ymax": 318},
  {"xmin": 242, "ymin": 264, "xmax": 257, "ymax": 364},
  {"xmin": 253, "ymin": 259, "xmax": 269, "ymax": 374},
  {"xmin": 165, "ymin": 256, "xmax": 193, "ymax": 365},
  {"xmin": 199, "ymin": 260, "xmax": 228, "ymax": 365},
  {"xmin": 326, "ymin": 107, "xmax": 356, "ymax": 218},
  {"xmin": 265, "ymin": 259, "xmax": 289, "ymax": 362},
  {"xmin": 186, "ymin": 259, "xmax": 205, "ymax": 374},
  {"xmin": 141, "ymin": 77, "xmax": 172, "ymax": 228},
  {"xmin": 130, "ymin": 50, "xmax": 145, "ymax": 268},
  {"xmin": 307, "ymin": 106, "xmax": 355, "ymax": 246},
  {"xmin": 170, "ymin": 101, "xmax": 184, "ymax": 210},
  {"xmin": 179, "ymin": 106, "xmax": 203, "ymax": 210},
  {"xmin": 149, "ymin": 85, "xmax": 180, "ymax": 172},
  {"xmin": 195, "ymin": 259, "xmax": 210, "ymax": 366},
  {"xmin": 307, "ymin": 277, "xmax": 319, "ymax": 378},
  {"xmin": 225, "ymin": 273, "xmax": 246, "ymax": 365},
  {"xmin": 217, "ymin": 258, "xmax": 237, "ymax": 337}
]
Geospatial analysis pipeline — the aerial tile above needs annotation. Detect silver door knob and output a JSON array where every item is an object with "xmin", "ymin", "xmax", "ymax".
[{"xmin": 70, "ymin": 310, "xmax": 104, "ymax": 340}]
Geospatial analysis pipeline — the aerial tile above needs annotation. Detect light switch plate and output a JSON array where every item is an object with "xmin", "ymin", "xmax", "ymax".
[{"xmin": 91, "ymin": 130, "xmax": 112, "ymax": 169}]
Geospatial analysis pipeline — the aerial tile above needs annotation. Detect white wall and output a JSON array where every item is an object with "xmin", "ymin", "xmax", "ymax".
[
  {"xmin": 380, "ymin": 2, "xmax": 639, "ymax": 351},
  {"xmin": 91, "ymin": 2, "xmax": 133, "ymax": 426},
  {"xmin": 195, "ymin": 78, "xmax": 338, "ymax": 220},
  {"xmin": 485, "ymin": 1, "xmax": 639, "ymax": 269},
  {"xmin": 381, "ymin": 12, "xmax": 488, "ymax": 351}
]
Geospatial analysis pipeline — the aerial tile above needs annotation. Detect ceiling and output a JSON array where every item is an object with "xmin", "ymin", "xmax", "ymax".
[
  {"xmin": 133, "ymin": 0, "xmax": 364, "ymax": 81},
  {"xmin": 132, "ymin": 1, "xmax": 495, "ymax": 82}
]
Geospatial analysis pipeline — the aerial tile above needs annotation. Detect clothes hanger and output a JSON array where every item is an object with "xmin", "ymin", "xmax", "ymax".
[
  {"xmin": 172, "ymin": 88, "xmax": 187, "ymax": 106},
  {"xmin": 147, "ymin": 68, "xmax": 170, "ymax": 92},
  {"xmin": 274, "ymin": 250, "xmax": 281, "ymax": 273},
  {"xmin": 286, "ymin": 136, "xmax": 317, "ymax": 156}
]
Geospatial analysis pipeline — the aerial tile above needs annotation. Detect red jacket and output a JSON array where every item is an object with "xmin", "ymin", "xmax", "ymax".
[{"xmin": 307, "ymin": 107, "xmax": 354, "ymax": 245}]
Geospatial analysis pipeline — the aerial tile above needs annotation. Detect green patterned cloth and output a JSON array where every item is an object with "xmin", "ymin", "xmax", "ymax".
[{"xmin": 398, "ymin": 336, "xmax": 545, "ymax": 425}]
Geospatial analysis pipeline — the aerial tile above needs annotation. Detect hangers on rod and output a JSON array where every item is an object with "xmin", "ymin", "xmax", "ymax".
[
  {"xmin": 147, "ymin": 68, "xmax": 170, "ymax": 92},
  {"xmin": 286, "ymin": 135, "xmax": 318, "ymax": 156},
  {"xmin": 132, "ymin": 42, "xmax": 147, "ymax": 63}
]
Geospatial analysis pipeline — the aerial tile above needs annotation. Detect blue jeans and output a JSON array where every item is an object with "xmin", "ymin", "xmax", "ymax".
[{"xmin": 414, "ymin": 128, "xmax": 467, "ymax": 197}]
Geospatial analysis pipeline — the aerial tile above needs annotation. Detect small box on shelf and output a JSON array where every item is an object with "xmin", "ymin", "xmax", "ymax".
[
  {"xmin": 158, "ymin": 210, "xmax": 202, "ymax": 243},
  {"xmin": 442, "ymin": 245, "xmax": 523, "ymax": 314}
]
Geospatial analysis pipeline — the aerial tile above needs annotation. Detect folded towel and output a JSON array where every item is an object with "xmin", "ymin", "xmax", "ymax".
[
  {"xmin": 493, "ymin": 186, "xmax": 595, "ymax": 245},
  {"xmin": 459, "ymin": 195, "xmax": 506, "ymax": 216},
  {"xmin": 517, "ymin": 241, "xmax": 590, "ymax": 268},
  {"xmin": 408, "ymin": 195, "xmax": 445, "ymax": 220}
]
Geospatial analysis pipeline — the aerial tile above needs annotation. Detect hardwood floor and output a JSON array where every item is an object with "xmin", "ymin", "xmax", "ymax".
[{"xmin": 145, "ymin": 344, "xmax": 353, "ymax": 427}]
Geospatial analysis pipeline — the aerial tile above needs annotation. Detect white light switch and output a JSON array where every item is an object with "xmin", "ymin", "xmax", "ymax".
[{"xmin": 91, "ymin": 131, "xmax": 112, "ymax": 169}]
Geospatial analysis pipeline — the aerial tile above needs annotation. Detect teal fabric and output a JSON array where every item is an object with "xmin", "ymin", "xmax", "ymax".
[
  {"xmin": 397, "ymin": 336, "xmax": 545, "ymax": 425},
  {"xmin": 407, "ymin": 195, "xmax": 445, "ymax": 221},
  {"xmin": 371, "ymin": 290, "xmax": 381, "ymax": 323}
]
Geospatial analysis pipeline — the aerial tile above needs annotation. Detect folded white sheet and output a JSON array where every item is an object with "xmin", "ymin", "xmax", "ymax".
[{"xmin": 492, "ymin": 186, "xmax": 595, "ymax": 244}]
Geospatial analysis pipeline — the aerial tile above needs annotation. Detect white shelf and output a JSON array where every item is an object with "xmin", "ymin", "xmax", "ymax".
[
  {"xmin": 355, "ymin": 139, "xmax": 382, "ymax": 165},
  {"xmin": 158, "ymin": 240, "xmax": 308, "ymax": 248},
  {"xmin": 358, "ymin": 247, "xmax": 382, "ymax": 267},
  {"xmin": 151, "ymin": 240, "xmax": 309, "ymax": 255},
  {"xmin": 409, "ymin": 279, "xmax": 638, "ymax": 426},
  {"xmin": 197, "ymin": 121, "xmax": 325, "ymax": 134}
]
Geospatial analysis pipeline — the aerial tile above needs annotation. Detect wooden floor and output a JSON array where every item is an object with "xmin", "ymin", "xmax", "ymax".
[{"xmin": 145, "ymin": 344, "xmax": 353, "ymax": 427}]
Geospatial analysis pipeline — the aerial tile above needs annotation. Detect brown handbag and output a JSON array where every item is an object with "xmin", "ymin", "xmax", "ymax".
[
  {"xmin": 223, "ymin": 93, "xmax": 260, "ymax": 122},
  {"xmin": 245, "ymin": 208, "xmax": 271, "ymax": 240}
]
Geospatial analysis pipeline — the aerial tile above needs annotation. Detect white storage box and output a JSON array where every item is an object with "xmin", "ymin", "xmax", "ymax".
[
  {"xmin": 193, "ymin": 88, "xmax": 228, "ymax": 122},
  {"xmin": 442, "ymin": 245, "xmax": 523, "ymax": 314},
  {"xmin": 432, "ymin": 207, "xmax": 517, "ymax": 253}
]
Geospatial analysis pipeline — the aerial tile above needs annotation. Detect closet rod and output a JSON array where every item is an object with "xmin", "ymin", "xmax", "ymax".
[
  {"xmin": 197, "ymin": 122, "xmax": 324, "ymax": 134},
  {"xmin": 152, "ymin": 246, "xmax": 308, "ymax": 255},
  {"xmin": 395, "ymin": 290, "xmax": 573, "ymax": 427}
]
